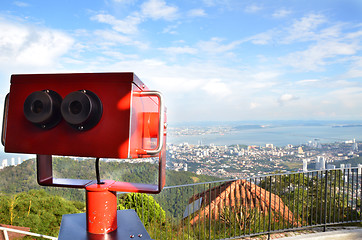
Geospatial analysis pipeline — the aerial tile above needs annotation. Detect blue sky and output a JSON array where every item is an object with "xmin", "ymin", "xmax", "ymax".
[{"xmin": 0, "ymin": 0, "xmax": 362, "ymax": 123}]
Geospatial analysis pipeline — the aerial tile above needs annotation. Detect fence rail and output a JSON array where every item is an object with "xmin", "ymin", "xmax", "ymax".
[
  {"xmin": 130, "ymin": 167, "xmax": 362, "ymax": 239},
  {"xmin": 0, "ymin": 226, "xmax": 57, "ymax": 240}
]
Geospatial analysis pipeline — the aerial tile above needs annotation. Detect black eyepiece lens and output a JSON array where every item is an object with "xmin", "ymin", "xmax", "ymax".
[
  {"xmin": 61, "ymin": 90, "xmax": 102, "ymax": 131},
  {"xmin": 23, "ymin": 90, "xmax": 62, "ymax": 129},
  {"xmin": 69, "ymin": 101, "xmax": 82, "ymax": 115},
  {"xmin": 32, "ymin": 100, "xmax": 44, "ymax": 114}
]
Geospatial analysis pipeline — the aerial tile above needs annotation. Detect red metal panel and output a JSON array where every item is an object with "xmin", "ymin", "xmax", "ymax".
[{"xmin": 3, "ymin": 73, "xmax": 159, "ymax": 159}]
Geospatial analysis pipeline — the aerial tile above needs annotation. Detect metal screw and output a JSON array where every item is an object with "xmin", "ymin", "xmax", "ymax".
[
  {"xmin": 41, "ymin": 125, "xmax": 46, "ymax": 129},
  {"xmin": 138, "ymin": 234, "xmax": 143, "ymax": 238},
  {"xmin": 142, "ymin": 84, "xmax": 145, "ymax": 88},
  {"xmin": 130, "ymin": 235, "xmax": 135, "ymax": 238},
  {"xmin": 78, "ymin": 126, "xmax": 84, "ymax": 131},
  {"xmin": 82, "ymin": 90, "xmax": 86, "ymax": 93},
  {"xmin": 45, "ymin": 90, "xmax": 50, "ymax": 93}
]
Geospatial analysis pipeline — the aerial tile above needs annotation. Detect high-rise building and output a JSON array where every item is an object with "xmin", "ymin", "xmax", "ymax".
[
  {"xmin": 1, "ymin": 159, "xmax": 8, "ymax": 169},
  {"xmin": 303, "ymin": 159, "xmax": 308, "ymax": 172},
  {"xmin": 352, "ymin": 139, "xmax": 358, "ymax": 152},
  {"xmin": 315, "ymin": 156, "xmax": 325, "ymax": 170},
  {"xmin": 320, "ymin": 156, "xmax": 325, "ymax": 170}
]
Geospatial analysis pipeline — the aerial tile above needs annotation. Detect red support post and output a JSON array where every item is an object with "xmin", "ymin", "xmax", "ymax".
[{"xmin": 86, "ymin": 180, "xmax": 118, "ymax": 234}]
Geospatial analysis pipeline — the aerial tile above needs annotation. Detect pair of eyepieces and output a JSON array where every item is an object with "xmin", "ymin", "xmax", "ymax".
[{"xmin": 23, "ymin": 90, "xmax": 102, "ymax": 131}]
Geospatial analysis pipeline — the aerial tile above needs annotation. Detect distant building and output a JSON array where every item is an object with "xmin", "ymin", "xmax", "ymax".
[
  {"xmin": 315, "ymin": 156, "xmax": 325, "ymax": 170},
  {"xmin": 298, "ymin": 147, "xmax": 304, "ymax": 154},
  {"xmin": 303, "ymin": 159, "xmax": 308, "ymax": 172},
  {"xmin": 327, "ymin": 164, "xmax": 335, "ymax": 170},
  {"xmin": 266, "ymin": 143, "xmax": 274, "ymax": 148},
  {"xmin": 308, "ymin": 139, "xmax": 322, "ymax": 149},
  {"xmin": 1, "ymin": 159, "xmax": 8, "ymax": 169},
  {"xmin": 352, "ymin": 139, "xmax": 358, "ymax": 152}
]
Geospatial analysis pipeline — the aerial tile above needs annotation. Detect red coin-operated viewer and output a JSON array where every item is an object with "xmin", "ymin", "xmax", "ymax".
[{"xmin": 2, "ymin": 72, "xmax": 167, "ymax": 239}]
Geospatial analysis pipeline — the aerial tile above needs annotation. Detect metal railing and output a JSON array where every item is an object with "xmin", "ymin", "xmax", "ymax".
[
  {"xmin": 0, "ymin": 226, "xmax": 57, "ymax": 240},
  {"xmin": 127, "ymin": 167, "xmax": 362, "ymax": 239}
]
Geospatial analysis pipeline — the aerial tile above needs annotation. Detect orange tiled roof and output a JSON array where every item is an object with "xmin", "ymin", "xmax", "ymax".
[{"xmin": 187, "ymin": 179, "xmax": 299, "ymax": 226}]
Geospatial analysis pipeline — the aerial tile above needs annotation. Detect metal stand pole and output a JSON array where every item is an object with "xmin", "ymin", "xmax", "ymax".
[{"xmin": 86, "ymin": 180, "xmax": 118, "ymax": 234}]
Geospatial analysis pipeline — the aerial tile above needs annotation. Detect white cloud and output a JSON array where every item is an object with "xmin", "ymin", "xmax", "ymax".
[
  {"xmin": 248, "ymin": 31, "xmax": 275, "ymax": 45},
  {"xmin": 296, "ymin": 79, "xmax": 320, "ymax": 85},
  {"xmin": 141, "ymin": 0, "xmax": 178, "ymax": 21},
  {"xmin": 344, "ymin": 56, "xmax": 362, "ymax": 78},
  {"xmin": 13, "ymin": 1, "xmax": 29, "ymax": 7},
  {"xmin": 158, "ymin": 46, "xmax": 198, "ymax": 55},
  {"xmin": 0, "ymin": 19, "xmax": 73, "ymax": 72},
  {"xmin": 278, "ymin": 94, "xmax": 299, "ymax": 105},
  {"xmin": 162, "ymin": 23, "xmax": 180, "ymax": 34},
  {"xmin": 247, "ymin": 13, "xmax": 335, "ymax": 46},
  {"xmin": 111, "ymin": 0, "xmax": 136, "ymax": 3},
  {"xmin": 91, "ymin": 13, "xmax": 142, "ymax": 34},
  {"xmin": 198, "ymin": 37, "xmax": 242, "ymax": 54},
  {"xmin": 202, "ymin": 0, "xmax": 231, "ymax": 7},
  {"xmin": 187, "ymin": 9, "xmax": 206, "ymax": 17},
  {"xmin": 202, "ymin": 79, "xmax": 232, "ymax": 97},
  {"xmin": 272, "ymin": 9, "xmax": 292, "ymax": 18},
  {"xmin": 281, "ymin": 40, "xmax": 359, "ymax": 71},
  {"xmin": 282, "ymin": 13, "xmax": 327, "ymax": 44},
  {"xmin": 326, "ymin": 87, "xmax": 362, "ymax": 110},
  {"xmin": 93, "ymin": 29, "xmax": 148, "ymax": 49},
  {"xmin": 92, "ymin": 0, "xmax": 179, "ymax": 37},
  {"xmin": 249, "ymin": 102, "xmax": 260, "ymax": 109},
  {"xmin": 245, "ymin": 4, "xmax": 263, "ymax": 13}
]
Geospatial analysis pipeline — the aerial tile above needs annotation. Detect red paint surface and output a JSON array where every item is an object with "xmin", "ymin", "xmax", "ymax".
[{"xmin": 86, "ymin": 181, "xmax": 118, "ymax": 234}]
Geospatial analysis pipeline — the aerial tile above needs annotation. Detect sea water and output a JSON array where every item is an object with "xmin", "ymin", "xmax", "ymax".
[{"xmin": 168, "ymin": 125, "xmax": 362, "ymax": 147}]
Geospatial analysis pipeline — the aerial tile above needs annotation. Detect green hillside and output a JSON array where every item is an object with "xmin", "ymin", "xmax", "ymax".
[{"xmin": 0, "ymin": 157, "xmax": 218, "ymax": 202}]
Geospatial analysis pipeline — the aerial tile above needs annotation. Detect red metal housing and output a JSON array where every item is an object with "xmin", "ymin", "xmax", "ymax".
[
  {"xmin": 3, "ymin": 72, "xmax": 163, "ymax": 159},
  {"xmin": 2, "ymin": 72, "xmax": 166, "ymax": 194}
]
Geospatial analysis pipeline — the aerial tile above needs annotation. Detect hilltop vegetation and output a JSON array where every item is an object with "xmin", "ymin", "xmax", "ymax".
[
  {"xmin": 0, "ymin": 190, "xmax": 84, "ymax": 237},
  {"xmin": 0, "ymin": 157, "xmax": 218, "ymax": 208}
]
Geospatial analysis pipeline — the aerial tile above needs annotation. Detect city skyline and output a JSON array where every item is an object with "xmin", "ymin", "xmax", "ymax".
[{"xmin": 0, "ymin": 0, "xmax": 362, "ymax": 123}]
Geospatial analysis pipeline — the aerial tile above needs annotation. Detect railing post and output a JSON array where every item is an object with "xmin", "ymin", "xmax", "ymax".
[
  {"xmin": 268, "ymin": 176, "xmax": 272, "ymax": 240},
  {"xmin": 323, "ymin": 170, "xmax": 328, "ymax": 232},
  {"xmin": 3, "ymin": 229, "xmax": 9, "ymax": 240}
]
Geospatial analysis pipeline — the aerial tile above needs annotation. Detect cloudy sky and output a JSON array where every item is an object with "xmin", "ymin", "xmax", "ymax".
[{"xmin": 0, "ymin": 0, "xmax": 362, "ymax": 123}]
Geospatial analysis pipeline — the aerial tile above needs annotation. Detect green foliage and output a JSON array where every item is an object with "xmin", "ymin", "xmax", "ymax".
[
  {"xmin": 0, "ymin": 157, "xmax": 218, "ymax": 216},
  {"xmin": 118, "ymin": 193, "xmax": 166, "ymax": 225},
  {"xmin": 258, "ymin": 170, "xmax": 360, "ymax": 227},
  {"xmin": 0, "ymin": 190, "xmax": 84, "ymax": 237}
]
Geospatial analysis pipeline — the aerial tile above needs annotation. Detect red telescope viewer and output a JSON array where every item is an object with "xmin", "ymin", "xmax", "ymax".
[{"xmin": 2, "ymin": 72, "xmax": 167, "ymax": 238}]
